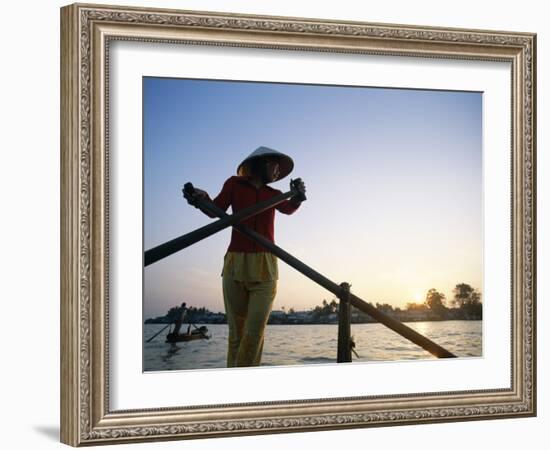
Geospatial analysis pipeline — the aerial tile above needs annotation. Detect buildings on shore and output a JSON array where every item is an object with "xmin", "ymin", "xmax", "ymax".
[
  {"xmin": 145, "ymin": 302, "xmax": 481, "ymax": 325},
  {"xmin": 267, "ymin": 307, "xmax": 480, "ymax": 325}
]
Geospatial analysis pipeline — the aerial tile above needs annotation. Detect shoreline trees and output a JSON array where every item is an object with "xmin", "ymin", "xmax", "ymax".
[{"xmin": 145, "ymin": 283, "xmax": 482, "ymax": 325}]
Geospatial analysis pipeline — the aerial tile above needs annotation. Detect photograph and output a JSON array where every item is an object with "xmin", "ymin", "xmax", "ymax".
[
  {"xmin": 143, "ymin": 77, "xmax": 483, "ymax": 371},
  {"xmin": 59, "ymin": 3, "xmax": 536, "ymax": 445},
  {"xmin": 1, "ymin": 0, "xmax": 543, "ymax": 446}
]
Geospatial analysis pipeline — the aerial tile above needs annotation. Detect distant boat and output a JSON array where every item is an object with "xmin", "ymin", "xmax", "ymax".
[{"xmin": 166, "ymin": 326, "xmax": 210, "ymax": 343}]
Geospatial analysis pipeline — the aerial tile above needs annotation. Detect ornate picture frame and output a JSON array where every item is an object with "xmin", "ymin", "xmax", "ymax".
[{"xmin": 60, "ymin": 2, "xmax": 536, "ymax": 446}]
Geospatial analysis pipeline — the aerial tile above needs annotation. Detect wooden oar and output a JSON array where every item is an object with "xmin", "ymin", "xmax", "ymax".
[
  {"xmin": 145, "ymin": 323, "xmax": 170, "ymax": 343},
  {"xmin": 144, "ymin": 179, "xmax": 305, "ymax": 266},
  {"xmin": 191, "ymin": 194, "xmax": 456, "ymax": 359}
]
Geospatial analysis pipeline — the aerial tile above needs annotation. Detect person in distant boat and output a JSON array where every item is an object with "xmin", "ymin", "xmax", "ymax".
[
  {"xmin": 167, "ymin": 302, "xmax": 188, "ymax": 341},
  {"xmin": 185, "ymin": 146, "xmax": 306, "ymax": 367}
]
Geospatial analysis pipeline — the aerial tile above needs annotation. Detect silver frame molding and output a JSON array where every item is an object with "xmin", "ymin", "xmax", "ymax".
[{"xmin": 60, "ymin": 3, "xmax": 536, "ymax": 446}]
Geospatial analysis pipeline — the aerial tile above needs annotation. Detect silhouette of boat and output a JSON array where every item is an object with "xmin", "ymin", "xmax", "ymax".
[{"xmin": 165, "ymin": 326, "xmax": 210, "ymax": 343}]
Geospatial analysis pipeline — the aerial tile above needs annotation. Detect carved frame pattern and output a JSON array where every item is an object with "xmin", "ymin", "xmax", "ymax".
[{"xmin": 60, "ymin": 3, "xmax": 536, "ymax": 446}]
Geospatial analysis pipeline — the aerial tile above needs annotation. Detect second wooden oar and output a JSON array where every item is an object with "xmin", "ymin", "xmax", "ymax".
[
  {"xmin": 191, "ymin": 192, "xmax": 456, "ymax": 359},
  {"xmin": 145, "ymin": 323, "xmax": 170, "ymax": 343}
]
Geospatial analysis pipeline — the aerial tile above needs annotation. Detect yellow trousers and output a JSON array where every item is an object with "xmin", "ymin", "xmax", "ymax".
[{"xmin": 222, "ymin": 271, "xmax": 277, "ymax": 367}]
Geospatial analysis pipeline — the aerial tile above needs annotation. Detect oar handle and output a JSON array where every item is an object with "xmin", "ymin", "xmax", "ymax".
[
  {"xmin": 183, "ymin": 182, "xmax": 199, "ymax": 206},
  {"xmin": 290, "ymin": 178, "xmax": 307, "ymax": 202},
  {"xmin": 186, "ymin": 180, "xmax": 306, "ymax": 202}
]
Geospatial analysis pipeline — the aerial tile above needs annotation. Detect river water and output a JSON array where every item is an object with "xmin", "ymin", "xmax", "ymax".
[{"xmin": 144, "ymin": 320, "xmax": 481, "ymax": 372}]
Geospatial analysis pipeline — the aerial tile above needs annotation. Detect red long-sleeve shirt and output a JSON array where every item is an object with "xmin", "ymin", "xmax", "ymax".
[{"xmin": 206, "ymin": 175, "xmax": 300, "ymax": 253}]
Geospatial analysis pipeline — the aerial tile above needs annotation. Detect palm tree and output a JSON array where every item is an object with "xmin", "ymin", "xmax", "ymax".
[{"xmin": 452, "ymin": 283, "xmax": 475, "ymax": 308}]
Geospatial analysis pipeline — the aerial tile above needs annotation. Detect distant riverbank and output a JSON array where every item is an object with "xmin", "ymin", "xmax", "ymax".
[
  {"xmin": 146, "ymin": 284, "xmax": 482, "ymax": 326},
  {"xmin": 145, "ymin": 307, "xmax": 482, "ymax": 325}
]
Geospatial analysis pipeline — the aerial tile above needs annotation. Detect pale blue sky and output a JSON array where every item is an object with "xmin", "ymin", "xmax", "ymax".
[{"xmin": 143, "ymin": 77, "xmax": 482, "ymax": 319}]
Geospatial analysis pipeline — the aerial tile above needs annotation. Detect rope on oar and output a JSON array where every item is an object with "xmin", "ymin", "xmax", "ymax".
[{"xmin": 146, "ymin": 323, "xmax": 171, "ymax": 343}]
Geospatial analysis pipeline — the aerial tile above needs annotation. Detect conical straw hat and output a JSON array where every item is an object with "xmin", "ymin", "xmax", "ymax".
[{"xmin": 236, "ymin": 146, "xmax": 294, "ymax": 182}]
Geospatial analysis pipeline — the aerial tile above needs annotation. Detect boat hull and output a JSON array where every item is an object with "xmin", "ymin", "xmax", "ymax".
[{"xmin": 165, "ymin": 332, "xmax": 209, "ymax": 343}]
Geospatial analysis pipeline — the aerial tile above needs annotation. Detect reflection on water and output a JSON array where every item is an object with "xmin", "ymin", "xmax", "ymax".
[{"xmin": 143, "ymin": 321, "xmax": 482, "ymax": 372}]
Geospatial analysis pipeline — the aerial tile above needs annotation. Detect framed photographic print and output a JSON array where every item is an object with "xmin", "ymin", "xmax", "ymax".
[{"xmin": 60, "ymin": 2, "xmax": 536, "ymax": 446}]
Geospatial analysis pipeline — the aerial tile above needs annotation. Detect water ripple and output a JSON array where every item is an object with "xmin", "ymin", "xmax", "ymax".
[{"xmin": 143, "ymin": 321, "xmax": 482, "ymax": 371}]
